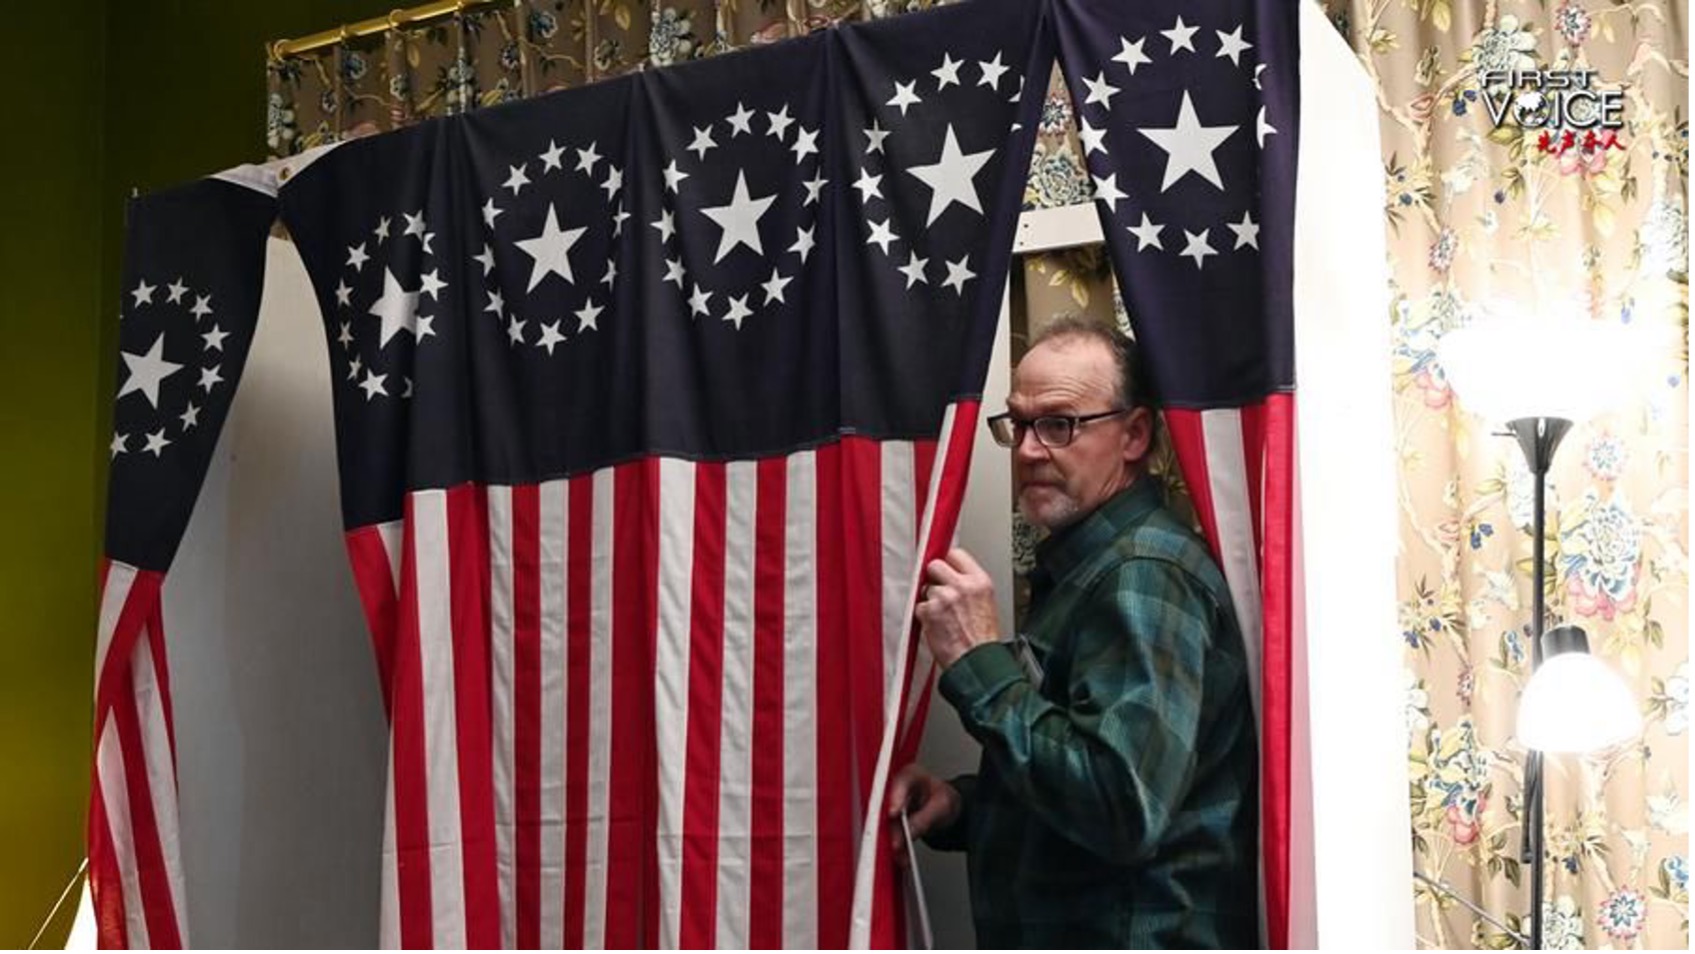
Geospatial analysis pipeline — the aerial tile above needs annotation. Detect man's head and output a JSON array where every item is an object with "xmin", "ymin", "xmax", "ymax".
[{"xmin": 1000, "ymin": 317, "xmax": 1154, "ymax": 531}]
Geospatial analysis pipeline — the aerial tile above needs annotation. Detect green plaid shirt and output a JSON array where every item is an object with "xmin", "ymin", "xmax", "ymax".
[{"xmin": 929, "ymin": 477, "xmax": 1259, "ymax": 948}]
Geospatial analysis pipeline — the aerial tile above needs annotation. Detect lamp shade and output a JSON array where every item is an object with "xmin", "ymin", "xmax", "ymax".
[
  {"xmin": 1517, "ymin": 625, "xmax": 1642, "ymax": 753},
  {"xmin": 1439, "ymin": 313, "xmax": 1657, "ymax": 424}
]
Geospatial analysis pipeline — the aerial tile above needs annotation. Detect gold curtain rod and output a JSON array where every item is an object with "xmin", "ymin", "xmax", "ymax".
[{"xmin": 270, "ymin": 0, "xmax": 505, "ymax": 61}]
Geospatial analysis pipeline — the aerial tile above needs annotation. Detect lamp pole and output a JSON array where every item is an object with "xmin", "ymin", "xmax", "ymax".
[{"xmin": 1507, "ymin": 415, "xmax": 1571, "ymax": 951}]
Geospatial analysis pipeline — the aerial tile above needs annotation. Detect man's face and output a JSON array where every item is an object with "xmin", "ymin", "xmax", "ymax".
[{"xmin": 1007, "ymin": 336, "xmax": 1151, "ymax": 531}]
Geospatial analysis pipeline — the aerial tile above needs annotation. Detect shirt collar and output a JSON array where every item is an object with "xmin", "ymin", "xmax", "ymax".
[{"xmin": 1032, "ymin": 475, "xmax": 1162, "ymax": 587}]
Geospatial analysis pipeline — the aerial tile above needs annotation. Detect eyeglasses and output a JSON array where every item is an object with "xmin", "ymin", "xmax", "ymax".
[{"xmin": 985, "ymin": 409, "xmax": 1128, "ymax": 449}]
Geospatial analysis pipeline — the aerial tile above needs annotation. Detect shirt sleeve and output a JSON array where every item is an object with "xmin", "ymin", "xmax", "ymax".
[{"xmin": 936, "ymin": 557, "xmax": 1214, "ymax": 864}]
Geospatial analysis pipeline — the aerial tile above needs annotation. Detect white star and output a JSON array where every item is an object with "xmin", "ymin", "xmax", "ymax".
[
  {"xmin": 189, "ymin": 294, "xmax": 213, "ymax": 321},
  {"xmin": 1216, "ymin": 26, "xmax": 1253, "ymax": 66},
  {"xmin": 337, "ymin": 321, "xmax": 354, "ymax": 348},
  {"xmin": 977, "ymin": 53, "xmax": 1008, "ymax": 89},
  {"xmin": 663, "ymin": 160, "xmax": 689, "ymax": 193},
  {"xmin": 907, "ymin": 124, "xmax": 995, "ymax": 226},
  {"xmin": 117, "ymin": 333, "xmax": 182, "ymax": 408},
  {"xmin": 346, "ymin": 242, "xmax": 370, "ymax": 270},
  {"xmin": 514, "ymin": 205, "xmax": 588, "ymax": 291},
  {"xmin": 539, "ymin": 139, "xmax": 565, "ymax": 172},
  {"xmin": 789, "ymin": 225, "xmax": 815, "ymax": 263},
  {"xmin": 700, "ymin": 172, "xmax": 776, "ymax": 264},
  {"xmin": 359, "ymin": 369, "xmax": 388, "ymax": 401},
  {"xmin": 402, "ymin": 378, "xmax": 413, "ymax": 399},
  {"xmin": 475, "ymin": 244, "xmax": 496, "ymax": 276},
  {"xmin": 484, "ymin": 289, "xmax": 505, "ymax": 318},
  {"xmin": 537, "ymin": 320, "xmax": 567, "ymax": 354},
  {"xmin": 1092, "ymin": 173, "xmax": 1128, "ymax": 207},
  {"xmin": 143, "ymin": 429, "xmax": 171, "ymax": 457},
  {"xmin": 1257, "ymin": 106, "xmax": 1278, "ymax": 146},
  {"xmin": 482, "ymin": 198, "xmax": 502, "ymax": 228},
  {"xmin": 166, "ymin": 279, "xmax": 188, "ymax": 304},
  {"xmin": 652, "ymin": 209, "xmax": 677, "ymax": 242},
  {"xmin": 1127, "ymin": 213, "xmax": 1165, "ymax": 251},
  {"xmin": 887, "ymin": 81, "xmax": 921, "ymax": 116},
  {"xmin": 198, "ymin": 364, "xmax": 224, "ymax": 393},
  {"xmin": 614, "ymin": 202, "xmax": 631, "ymax": 236},
  {"xmin": 853, "ymin": 167, "xmax": 884, "ymax": 203},
  {"xmin": 422, "ymin": 231, "xmax": 435, "ymax": 255},
  {"xmin": 1139, "ymin": 92, "xmax": 1239, "ymax": 191},
  {"xmin": 1078, "ymin": 119, "xmax": 1109, "ymax": 157},
  {"xmin": 1112, "ymin": 35, "xmax": 1151, "ymax": 75},
  {"xmin": 865, "ymin": 121, "xmax": 890, "ymax": 154},
  {"xmin": 664, "ymin": 257, "xmax": 686, "ymax": 287},
  {"xmin": 130, "ymin": 279, "xmax": 156, "ymax": 307},
  {"xmin": 1162, "ymin": 16, "xmax": 1198, "ymax": 53},
  {"xmin": 761, "ymin": 268, "xmax": 792, "ymax": 305},
  {"xmin": 688, "ymin": 284, "xmax": 713, "ymax": 318},
  {"xmin": 110, "ymin": 432, "xmax": 128, "ymax": 458},
  {"xmin": 346, "ymin": 354, "xmax": 363, "ymax": 381},
  {"xmin": 932, "ymin": 54, "xmax": 963, "ymax": 89},
  {"xmin": 942, "ymin": 256, "xmax": 976, "ymax": 295},
  {"xmin": 803, "ymin": 172, "xmax": 828, "ymax": 206},
  {"xmin": 600, "ymin": 166, "xmax": 623, "ymax": 200},
  {"xmin": 1082, "ymin": 72, "xmax": 1119, "ymax": 109},
  {"xmin": 727, "ymin": 101, "xmax": 755, "ymax": 136},
  {"xmin": 419, "ymin": 269, "xmax": 448, "ymax": 300},
  {"xmin": 201, "ymin": 325, "xmax": 228, "ymax": 351},
  {"xmin": 374, "ymin": 216, "xmax": 391, "ymax": 242},
  {"xmin": 723, "ymin": 294, "xmax": 753, "ymax": 330},
  {"xmin": 414, "ymin": 314, "xmax": 434, "ymax": 339},
  {"xmin": 575, "ymin": 142, "xmax": 602, "ymax": 174},
  {"xmin": 368, "ymin": 268, "xmax": 420, "ymax": 348},
  {"xmin": 600, "ymin": 260, "xmax": 618, "ymax": 289},
  {"xmin": 179, "ymin": 403, "xmax": 200, "ymax": 430},
  {"xmin": 1228, "ymin": 211, "xmax": 1260, "ymax": 249},
  {"xmin": 688, "ymin": 125, "xmax": 717, "ymax": 160},
  {"xmin": 1180, "ymin": 229, "xmax": 1217, "ymax": 269},
  {"xmin": 507, "ymin": 316, "xmax": 527, "ymax": 345},
  {"xmin": 504, "ymin": 163, "xmax": 530, "ymax": 195},
  {"xmin": 866, "ymin": 219, "xmax": 898, "ymax": 254},
  {"xmin": 1254, "ymin": 64, "xmax": 1268, "ymax": 91},
  {"xmin": 897, "ymin": 252, "xmax": 929, "ymax": 289},
  {"xmin": 766, "ymin": 106, "xmax": 794, "ymax": 141},
  {"xmin": 791, "ymin": 127, "xmax": 819, "ymax": 164},
  {"xmin": 335, "ymin": 279, "xmax": 353, "ymax": 307},
  {"xmin": 403, "ymin": 211, "xmax": 426, "ymax": 238}
]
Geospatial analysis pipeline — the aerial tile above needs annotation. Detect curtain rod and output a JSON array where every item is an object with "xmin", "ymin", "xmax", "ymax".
[{"xmin": 269, "ymin": 0, "xmax": 507, "ymax": 61}]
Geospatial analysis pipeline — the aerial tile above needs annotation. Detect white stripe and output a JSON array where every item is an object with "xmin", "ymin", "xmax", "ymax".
[
  {"xmin": 880, "ymin": 442, "xmax": 917, "ymax": 717},
  {"xmin": 782, "ymin": 452, "xmax": 820, "ymax": 949},
  {"xmin": 899, "ymin": 405, "xmax": 959, "ymax": 734},
  {"xmin": 1200, "ymin": 409, "xmax": 1266, "ymax": 713},
  {"xmin": 96, "ymin": 719, "xmax": 149, "ymax": 948},
  {"xmin": 583, "ymin": 469, "xmax": 616, "ymax": 949},
  {"xmin": 654, "ymin": 458, "xmax": 696, "ymax": 949},
  {"xmin": 380, "ymin": 742, "xmax": 400, "ymax": 949},
  {"xmin": 539, "ymin": 479, "xmax": 569, "ymax": 948},
  {"xmin": 378, "ymin": 520, "xmax": 404, "ymax": 594},
  {"xmin": 716, "ymin": 461, "xmax": 758, "ymax": 947},
  {"xmin": 487, "ymin": 485, "xmax": 517, "ymax": 948},
  {"xmin": 413, "ymin": 490, "xmax": 466, "ymax": 947},
  {"xmin": 131, "ymin": 633, "xmax": 187, "ymax": 945},
  {"xmin": 95, "ymin": 563, "xmax": 139, "ymax": 687}
]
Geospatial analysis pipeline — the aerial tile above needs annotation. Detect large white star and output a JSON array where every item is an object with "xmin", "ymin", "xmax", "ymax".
[
  {"xmin": 897, "ymin": 252, "xmax": 929, "ymax": 289},
  {"xmin": 905, "ymin": 124, "xmax": 995, "ymax": 226},
  {"xmin": 537, "ymin": 320, "xmax": 567, "ymax": 354},
  {"xmin": 1127, "ymin": 213, "xmax": 1165, "ymax": 251},
  {"xmin": 1092, "ymin": 173, "xmax": 1128, "ymax": 208},
  {"xmin": 117, "ymin": 333, "xmax": 183, "ymax": 408},
  {"xmin": 688, "ymin": 125, "xmax": 717, "ymax": 160},
  {"xmin": 1216, "ymin": 26, "xmax": 1253, "ymax": 66},
  {"xmin": 1112, "ymin": 36, "xmax": 1151, "ymax": 75},
  {"xmin": 1228, "ymin": 211, "xmax": 1261, "ymax": 249},
  {"xmin": 1162, "ymin": 16, "xmax": 1198, "ymax": 53},
  {"xmin": 723, "ymin": 294, "xmax": 753, "ymax": 330},
  {"xmin": 887, "ymin": 81, "xmax": 921, "ymax": 116},
  {"xmin": 942, "ymin": 256, "xmax": 976, "ymax": 295},
  {"xmin": 1179, "ymin": 229, "xmax": 1217, "ymax": 269},
  {"xmin": 514, "ymin": 205, "xmax": 588, "ymax": 291},
  {"xmin": 866, "ymin": 219, "xmax": 898, "ymax": 254},
  {"xmin": 130, "ymin": 280, "xmax": 156, "ymax": 307},
  {"xmin": 761, "ymin": 268, "xmax": 792, "ymax": 306},
  {"xmin": 700, "ymin": 172, "xmax": 776, "ymax": 264},
  {"xmin": 1082, "ymin": 72, "xmax": 1119, "ymax": 109},
  {"xmin": 1138, "ymin": 92, "xmax": 1239, "ymax": 191},
  {"xmin": 368, "ymin": 268, "xmax": 421, "ymax": 348},
  {"xmin": 932, "ymin": 54, "xmax": 963, "ymax": 89}
]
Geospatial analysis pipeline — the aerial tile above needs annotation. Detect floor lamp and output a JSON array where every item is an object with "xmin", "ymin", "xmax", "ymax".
[{"xmin": 1438, "ymin": 315, "xmax": 1645, "ymax": 949}]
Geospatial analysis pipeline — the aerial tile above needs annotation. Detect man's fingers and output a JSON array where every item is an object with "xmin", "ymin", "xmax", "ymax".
[
  {"xmin": 945, "ymin": 547, "xmax": 988, "ymax": 578},
  {"xmin": 924, "ymin": 557, "xmax": 964, "ymax": 588}
]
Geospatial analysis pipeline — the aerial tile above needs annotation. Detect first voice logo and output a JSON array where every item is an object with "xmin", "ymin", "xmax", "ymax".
[{"xmin": 1478, "ymin": 68, "xmax": 1626, "ymax": 159}]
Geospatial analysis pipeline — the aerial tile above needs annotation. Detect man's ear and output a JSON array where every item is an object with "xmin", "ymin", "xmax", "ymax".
[{"xmin": 1122, "ymin": 407, "xmax": 1153, "ymax": 464}]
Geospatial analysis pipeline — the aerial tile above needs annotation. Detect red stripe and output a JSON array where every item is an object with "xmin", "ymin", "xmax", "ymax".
[
  {"xmin": 812, "ymin": 444, "xmax": 852, "ymax": 948},
  {"xmin": 393, "ymin": 497, "xmax": 434, "ymax": 947},
  {"xmin": 511, "ymin": 484, "xmax": 543, "ymax": 948},
  {"xmin": 562, "ymin": 476, "xmax": 593, "ymax": 947},
  {"xmin": 1260, "ymin": 394, "xmax": 1296, "ymax": 950},
  {"xmin": 606, "ymin": 461, "xmax": 657, "ymax": 948},
  {"xmin": 95, "ymin": 573, "xmax": 162, "ymax": 733},
  {"xmin": 346, "ymin": 527, "xmax": 401, "ymax": 715},
  {"xmin": 111, "ymin": 668, "xmax": 182, "ymax": 948},
  {"xmin": 748, "ymin": 459, "xmax": 787, "ymax": 949},
  {"xmin": 681, "ymin": 463, "xmax": 727, "ymax": 949},
  {"xmin": 912, "ymin": 441, "xmax": 937, "ymax": 540},
  {"xmin": 143, "ymin": 613, "xmax": 178, "ymax": 773},
  {"xmin": 88, "ymin": 782, "xmax": 128, "ymax": 948},
  {"xmin": 446, "ymin": 485, "xmax": 500, "ymax": 948},
  {"xmin": 1240, "ymin": 402, "xmax": 1268, "ymax": 562},
  {"xmin": 1161, "ymin": 410, "xmax": 1222, "ymax": 557},
  {"xmin": 841, "ymin": 437, "xmax": 883, "ymax": 811}
]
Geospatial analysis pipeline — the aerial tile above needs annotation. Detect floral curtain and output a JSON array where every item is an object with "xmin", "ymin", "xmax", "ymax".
[{"xmin": 1319, "ymin": 0, "xmax": 1689, "ymax": 948}]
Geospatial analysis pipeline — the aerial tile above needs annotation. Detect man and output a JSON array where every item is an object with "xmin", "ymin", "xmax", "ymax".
[{"xmin": 890, "ymin": 317, "xmax": 1259, "ymax": 948}]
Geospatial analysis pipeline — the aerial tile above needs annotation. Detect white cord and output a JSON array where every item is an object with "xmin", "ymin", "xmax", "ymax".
[{"xmin": 28, "ymin": 857, "xmax": 88, "ymax": 950}]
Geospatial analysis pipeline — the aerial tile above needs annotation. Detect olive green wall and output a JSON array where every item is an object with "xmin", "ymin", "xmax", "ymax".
[{"xmin": 0, "ymin": 2, "xmax": 389, "ymax": 944}]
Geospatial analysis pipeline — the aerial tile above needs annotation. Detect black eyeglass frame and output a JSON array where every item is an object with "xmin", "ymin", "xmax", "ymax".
[{"xmin": 984, "ymin": 408, "xmax": 1130, "ymax": 449}]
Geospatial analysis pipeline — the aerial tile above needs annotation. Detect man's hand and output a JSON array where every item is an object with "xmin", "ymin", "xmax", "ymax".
[
  {"xmin": 885, "ymin": 763, "xmax": 961, "ymax": 869},
  {"xmin": 915, "ymin": 547, "xmax": 1000, "ymax": 669}
]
